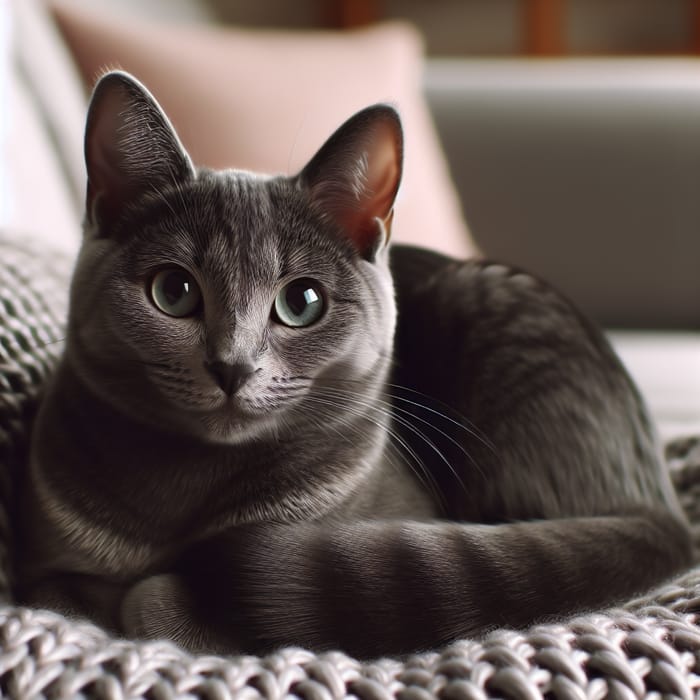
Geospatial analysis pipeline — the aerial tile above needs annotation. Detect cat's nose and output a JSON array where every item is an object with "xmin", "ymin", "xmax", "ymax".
[{"xmin": 204, "ymin": 360, "xmax": 256, "ymax": 396}]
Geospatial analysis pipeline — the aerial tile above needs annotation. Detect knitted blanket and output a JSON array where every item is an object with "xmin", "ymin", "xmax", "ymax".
[{"xmin": 2, "ymin": 236, "xmax": 700, "ymax": 700}]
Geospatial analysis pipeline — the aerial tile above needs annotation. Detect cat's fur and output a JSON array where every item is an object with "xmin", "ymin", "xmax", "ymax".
[{"xmin": 18, "ymin": 71, "xmax": 692, "ymax": 659}]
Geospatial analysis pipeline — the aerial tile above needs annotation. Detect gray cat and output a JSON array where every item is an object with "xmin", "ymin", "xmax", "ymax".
[{"xmin": 17, "ymin": 71, "xmax": 691, "ymax": 659}]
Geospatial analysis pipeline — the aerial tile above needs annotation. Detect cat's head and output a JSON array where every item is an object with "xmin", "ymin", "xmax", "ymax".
[{"xmin": 67, "ymin": 70, "xmax": 403, "ymax": 444}]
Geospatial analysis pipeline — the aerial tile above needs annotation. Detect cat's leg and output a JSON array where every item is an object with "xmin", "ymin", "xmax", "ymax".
[{"xmin": 121, "ymin": 574, "xmax": 239, "ymax": 653}]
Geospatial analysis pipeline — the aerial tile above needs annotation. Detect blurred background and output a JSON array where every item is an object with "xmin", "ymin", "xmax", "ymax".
[
  {"xmin": 5, "ymin": 0, "xmax": 700, "ymax": 436},
  {"xmin": 57, "ymin": 0, "xmax": 700, "ymax": 334},
  {"xmin": 84, "ymin": 0, "xmax": 700, "ymax": 57}
]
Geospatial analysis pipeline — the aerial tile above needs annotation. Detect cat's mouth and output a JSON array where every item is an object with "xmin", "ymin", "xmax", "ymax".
[
  {"xmin": 160, "ymin": 373, "xmax": 313, "ymax": 442},
  {"xmin": 190, "ymin": 391, "xmax": 301, "ymax": 443}
]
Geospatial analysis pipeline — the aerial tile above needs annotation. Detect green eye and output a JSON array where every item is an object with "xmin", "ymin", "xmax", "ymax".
[
  {"xmin": 150, "ymin": 268, "xmax": 202, "ymax": 317},
  {"xmin": 274, "ymin": 278, "xmax": 324, "ymax": 328}
]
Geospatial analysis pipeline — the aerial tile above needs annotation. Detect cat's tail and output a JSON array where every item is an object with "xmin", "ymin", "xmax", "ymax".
[{"xmin": 172, "ymin": 508, "xmax": 691, "ymax": 658}]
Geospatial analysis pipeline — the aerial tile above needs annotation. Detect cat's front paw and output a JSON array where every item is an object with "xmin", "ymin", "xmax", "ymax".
[{"xmin": 121, "ymin": 574, "xmax": 238, "ymax": 654}]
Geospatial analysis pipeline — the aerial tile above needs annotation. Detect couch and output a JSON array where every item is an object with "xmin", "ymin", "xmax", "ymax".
[{"xmin": 2, "ymin": 0, "xmax": 700, "ymax": 697}]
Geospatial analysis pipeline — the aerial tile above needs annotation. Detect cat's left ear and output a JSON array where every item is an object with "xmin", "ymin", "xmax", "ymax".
[
  {"xmin": 84, "ymin": 70, "xmax": 195, "ymax": 233},
  {"xmin": 300, "ymin": 104, "xmax": 403, "ymax": 262}
]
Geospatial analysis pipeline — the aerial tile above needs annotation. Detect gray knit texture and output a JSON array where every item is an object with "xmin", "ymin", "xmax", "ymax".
[{"xmin": 2, "ymin": 235, "xmax": 700, "ymax": 700}]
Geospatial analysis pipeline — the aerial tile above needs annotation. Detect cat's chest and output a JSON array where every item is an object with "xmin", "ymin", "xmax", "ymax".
[
  {"xmin": 23, "ymin": 433, "xmax": 226, "ymax": 580},
  {"xmin": 22, "ymin": 441, "xmax": 381, "ymax": 581},
  {"xmin": 22, "ymin": 373, "xmax": 423, "ymax": 581},
  {"xmin": 21, "ymin": 464, "xmax": 177, "ymax": 580}
]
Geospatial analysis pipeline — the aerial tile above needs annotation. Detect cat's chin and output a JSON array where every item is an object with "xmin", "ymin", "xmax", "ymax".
[
  {"xmin": 195, "ymin": 418, "xmax": 278, "ymax": 446},
  {"xmin": 190, "ymin": 403, "xmax": 283, "ymax": 446}
]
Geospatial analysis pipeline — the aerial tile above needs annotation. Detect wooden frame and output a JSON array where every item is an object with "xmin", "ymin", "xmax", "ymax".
[{"xmin": 323, "ymin": 0, "xmax": 699, "ymax": 56}]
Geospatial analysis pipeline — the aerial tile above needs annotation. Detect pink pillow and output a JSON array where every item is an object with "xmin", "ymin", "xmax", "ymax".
[{"xmin": 51, "ymin": 1, "xmax": 476, "ymax": 258}]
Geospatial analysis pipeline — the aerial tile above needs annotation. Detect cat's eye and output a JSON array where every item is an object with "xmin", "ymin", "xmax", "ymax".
[
  {"xmin": 150, "ymin": 268, "xmax": 202, "ymax": 317},
  {"xmin": 274, "ymin": 278, "xmax": 325, "ymax": 328}
]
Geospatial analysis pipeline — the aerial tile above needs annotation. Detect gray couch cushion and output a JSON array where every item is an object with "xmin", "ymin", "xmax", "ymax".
[{"xmin": 426, "ymin": 59, "xmax": 700, "ymax": 329}]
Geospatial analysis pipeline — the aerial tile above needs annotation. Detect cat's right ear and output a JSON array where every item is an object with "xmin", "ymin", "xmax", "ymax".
[
  {"xmin": 300, "ymin": 104, "xmax": 403, "ymax": 262},
  {"xmin": 84, "ymin": 71, "xmax": 195, "ymax": 233}
]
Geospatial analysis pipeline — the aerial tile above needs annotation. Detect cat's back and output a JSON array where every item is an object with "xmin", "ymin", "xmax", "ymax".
[
  {"xmin": 391, "ymin": 244, "xmax": 599, "ymax": 345},
  {"xmin": 389, "ymin": 244, "xmax": 683, "ymax": 524}
]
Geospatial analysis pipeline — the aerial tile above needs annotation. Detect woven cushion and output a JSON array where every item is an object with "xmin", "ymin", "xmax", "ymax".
[{"xmin": 2, "ymin": 235, "xmax": 700, "ymax": 698}]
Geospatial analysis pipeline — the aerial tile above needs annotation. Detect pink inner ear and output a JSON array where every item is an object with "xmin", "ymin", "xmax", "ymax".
[
  {"xmin": 85, "ymin": 87, "xmax": 129, "ymax": 225},
  {"xmin": 367, "ymin": 131, "xmax": 402, "ymax": 222},
  {"xmin": 329, "ymin": 119, "xmax": 403, "ymax": 256},
  {"xmin": 84, "ymin": 72, "xmax": 196, "ymax": 230}
]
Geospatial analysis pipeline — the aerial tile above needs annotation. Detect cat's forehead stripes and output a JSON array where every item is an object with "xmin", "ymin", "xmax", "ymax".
[
  {"xmin": 186, "ymin": 171, "xmax": 284, "ymax": 307},
  {"xmin": 189, "ymin": 170, "xmax": 350, "ymax": 291},
  {"xmin": 122, "ymin": 166, "xmax": 360, "ymax": 314}
]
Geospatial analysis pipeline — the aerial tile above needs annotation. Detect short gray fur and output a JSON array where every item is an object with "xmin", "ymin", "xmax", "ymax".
[{"xmin": 17, "ymin": 71, "xmax": 692, "ymax": 660}]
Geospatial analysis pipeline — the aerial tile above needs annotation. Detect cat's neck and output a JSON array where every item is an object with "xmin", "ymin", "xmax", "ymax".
[{"xmin": 30, "ymin": 358, "xmax": 389, "ymax": 534}]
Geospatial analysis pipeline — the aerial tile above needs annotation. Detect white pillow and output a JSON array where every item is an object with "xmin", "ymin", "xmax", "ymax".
[{"xmin": 3, "ymin": 0, "xmax": 85, "ymax": 253}]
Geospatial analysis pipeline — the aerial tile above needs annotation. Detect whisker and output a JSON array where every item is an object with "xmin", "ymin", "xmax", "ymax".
[
  {"xmin": 29, "ymin": 336, "xmax": 67, "ymax": 350},
  {"xmin": 382, "ymin": 394, "xmax": 495, "ymax": 479},
  {"xmin": 0, "ymin": 335, "xmax": 66, "ymax": 358},
  {"xmin": 385, "ymin": 382, "xmax": 498, "ymax": 454},
  {"xmin": 298, "ymin": 394, "xmax": 444, "ymax": 507},
  {"xmin": 316, "ymin": 375, "xmax": 497, "ymax": 457},
  {"xmin": 376, "ymin": 394, "xmax": 485, "ymax": 482},
  {"xmin": 312, "ymin": 379, "xmax": 491, "ymax": 483},
  {"xmin": 308, "ymin": 388, "xmax": 462, "ymax": 502},
  {"xmin": 289, "ymin": 401, "xmax": 359, "ymax": 451},
  {"xmin": 314, "ymin": 388, "xmax": 468, "ymax": 497}
]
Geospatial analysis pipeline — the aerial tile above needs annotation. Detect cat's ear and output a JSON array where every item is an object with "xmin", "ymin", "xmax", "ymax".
[
  {"xmin": 84, "ymin": 70, "xmax": 195, "ymax": 232},
  {"xmin": 300, "ymin": 104, "xmax": 403, "ymax": 261}
]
